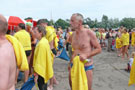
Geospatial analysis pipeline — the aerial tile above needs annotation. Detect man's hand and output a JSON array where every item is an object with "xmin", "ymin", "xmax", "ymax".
[
  {"xmin": 34, "ymin": 74, "xmax": 38, "ymax": 84},
  {"xmin": 79, "ymin": 54, "xmax": 87, "ymax": 61}
]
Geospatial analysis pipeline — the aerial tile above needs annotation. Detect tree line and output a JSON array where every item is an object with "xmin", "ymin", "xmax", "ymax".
[{"xmin": 25, "ymin": 15, "xmax": 135, "ymax": 30}]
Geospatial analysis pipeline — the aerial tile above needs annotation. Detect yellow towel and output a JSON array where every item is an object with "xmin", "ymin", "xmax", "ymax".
[
  {"xmin": 131, "ymin": 32, "xmax": 135, "ymax": 46},
  {"xmin": 14, "ymin": 30, "xmax": 31, "ymax": 51},
  {"xmin": 69, "ymin": 32, "xmax": 73, "ymax": 35},
  {"xmin": 121, "ymin": 33, "xmax": 129, "ymax": 46},
  {"xmin": 128, "ymin": 57, "xmax": 135, "ymax": 86},
  {"xmin": 54, "ymin": 36, "xmax": 59, "ymax": 50},
  {"xmin": 71, "ymin": 56, "xmax": 88, "ymax": 90},
  {"xmin": 45, "ymin": 26, "xmax": 55, "ymax": 43},
  {"xmin": 116, "ymin": 37, "xmax": 122, "ymax": 49},
  {"xmin": 33, "ymin": 37, "xmax": 54, "ymax": 83},
  {"xmin": 6, "ymin": 35, "xmax": 29, "ymax": 71}
]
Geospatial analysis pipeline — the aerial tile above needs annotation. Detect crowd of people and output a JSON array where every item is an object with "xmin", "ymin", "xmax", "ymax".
[
  {"xmin": 93, "ymin": 27, "xmax": 135, "ymax": 71},
  {"xmin": 0, "ymin": 13, "xmax": 135, "ymax": 90}
]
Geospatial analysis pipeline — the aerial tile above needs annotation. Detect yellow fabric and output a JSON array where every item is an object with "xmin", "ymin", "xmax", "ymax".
[
  {"xmin": 116, "ymin": 37, "xmax": 122, "ymax": 49},
  {"xmin": 72, "ymin": 48, "xmax": 74, "ymax": 51},
  {"xmin": 102, "ymin": 33, "xmax": 106, "ymax": 39},
  {"xmin": 128, "ymin": 57, "xmax": 135, "ymax": 86},
  {"xmin": 14, "ymin": 30, "xmax": 31, "ymax": 51},
  {"xmin": 69, "ymin": 32, "xmax": 73, "ymax": 35},
  {"xmin": 33, "ymin": 37, "xmax": 54, "ymax": 83},
  {"xmin": 99, "ymin": 33, "xmax": 102, "ymax": 39},
  {"xmin": 45, "ymin": 26, "xmax": 56, "ymax": 43},
  {"xmin": 131, "ymin": 32, "xmax": 135, "ymax": 46},
  {"xmin": 71, "ymin": 56, "xmax": 88, "ymax": 90},
  {"xmin": 54, "ymin": 36, "xmax": 59, "ymax": 50},
  {"xmin": 6, "ymin": 35, "xmax": 29, "ymax": 71},
  {"xmin": 121, "ymin": 33, "xmax": 129, "ymax": 46},
  {"xmin": 68, "ymin": 31, "xmax": 74, "ymax": 51}
]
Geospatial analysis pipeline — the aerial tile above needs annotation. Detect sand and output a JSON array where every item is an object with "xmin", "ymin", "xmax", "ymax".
[{"xmin": 17, "ymin": 49, "xmax": 134, "ymax": 90}]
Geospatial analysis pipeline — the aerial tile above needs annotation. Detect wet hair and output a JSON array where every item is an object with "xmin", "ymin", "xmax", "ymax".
[
  {"xmin": 36, "ymin": 25, "xmax": 46, "ymax": 37},
  {"xmin": 72, "ymin": 13, "xmax": 84, "ymax": 22},
  {"xmin": 0, "ymin": 16, "xmax": 8, "ymax": 34},
  {"xmin": 37, "ymin": 19, "xmax": 47, "ymax": 25},
  {"xmin": 18, "ymin": 23, "xmax": 25, "ymax": 29}
]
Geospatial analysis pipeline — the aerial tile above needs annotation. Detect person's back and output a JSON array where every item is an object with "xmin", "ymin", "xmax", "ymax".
[
  {"xmin": 14, "ymin": 30, "xmax": 31, "ymax": 51},
  {"xmin": 0, "ymin": 39, "xmax": 16, "ymax": 90}
]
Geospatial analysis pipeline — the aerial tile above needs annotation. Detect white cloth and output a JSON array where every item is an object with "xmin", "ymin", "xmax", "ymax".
[{"xmin": 129, "ymin": 58, "xmax": 134, "ymax": 67}]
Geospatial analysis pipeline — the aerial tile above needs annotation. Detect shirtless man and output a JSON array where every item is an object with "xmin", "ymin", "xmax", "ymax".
[
  {"xmin": 0, "ymin": 15, "xmax": 16, "ymax": 90},
  {"xmin": 68, "ymin": 13, "xmax": 101, "ymax": 90}
]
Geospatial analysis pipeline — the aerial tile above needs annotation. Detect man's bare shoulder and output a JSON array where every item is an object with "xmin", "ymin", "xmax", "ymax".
[
  {"xmin": 0, "ymin": 40, "xmax": 14, "ymax": 58},
  {"xmin": 0, "ymin": 41, "xmax": 12, "ymax": 68},
  {"xmin": 85, "ymin": 29, "xmax": 96, "ymax": 37}
]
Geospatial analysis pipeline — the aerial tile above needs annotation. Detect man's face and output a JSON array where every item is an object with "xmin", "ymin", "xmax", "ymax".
[
  {"xmin": 14, "ymin": 26, "xmax": 19, "ymax": 32},
  {"xmin": 33, "ymin": 27, "xmax": 41, "ymax": 40},
  {"xmin": 41, "ymin": 23, "xmax": 47, "ymax": 27},
  {"xmin": 70, "ymin": 15, "xmax": 80, "ymax": 31}
]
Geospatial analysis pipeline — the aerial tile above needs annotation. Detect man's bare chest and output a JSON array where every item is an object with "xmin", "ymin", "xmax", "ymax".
[{"xmin": 72, "ymin": 34, "xmax": 90, "ymax": 49}]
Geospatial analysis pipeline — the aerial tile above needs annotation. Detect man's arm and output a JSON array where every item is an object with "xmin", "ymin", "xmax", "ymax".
[{"xmin": 87, "ymin": 30, "xmax": 101, "ymax": 58}]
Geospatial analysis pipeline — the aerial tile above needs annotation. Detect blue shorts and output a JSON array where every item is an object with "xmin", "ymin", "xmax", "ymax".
[{"xmin": 70, "ymin": 63, "xmax": 93, "ymax": 71}]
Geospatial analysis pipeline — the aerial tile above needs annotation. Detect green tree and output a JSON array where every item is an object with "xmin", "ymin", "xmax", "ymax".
[
  {"xmin": 55, "ymin": 19, "xmax": 70, "ymax": 29},
  {"xmin": 120, "ymin": 18, "xmax": 135, "ymax": 29},
  {"xmin": 83, "ymin": 17, "xmax": 95, "ymax": 28},
  {"xmin": 101, "ymin": 15, "xmax": 109, "ymax": 29},
  {"xmin": 24, "ymin": 17, "xmax": 33, "ymax": 20},
  {"xmin": 48, "ymin": 19, "xmax": 55, "ymax": 26}
]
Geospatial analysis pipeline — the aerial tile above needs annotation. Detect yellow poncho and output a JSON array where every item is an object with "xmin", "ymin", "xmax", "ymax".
[
  {"xmin": 14, "ymin": 30, "xmax": 31, "ymax": 51},
  {"xmin": 121, "ymin": 33, "xmax": 129, "ymax": 46},
  {"xmin": 45, "ymin": 26, "xmax": 58, "ymax": 50},
  {"xmin": 128, "ymin": 57, "xmax": 135, "ymax": 86},
  {"xmin": 116, "ymin": 37, "xmax": 122, "ymax": 49},
  {"xmin": 54, "ymin": 36, "xmax": 59, "ymax": 50},
  {"xmin": 131, "ymin": 32, "xmax": 135, "ymax": 46},
  {"xmin": 71, "ymin": 56, "xmax": 88, "ymax": 90},
  {"xmin": 69, "ymin": 32, "xmax": 73, "ymax": 35},
  {"xmin": 6, "ymin": 35, "xmax": 29, "ymax": 71},
  {"xmin": 33, "ymin": 37, "xmax": 54, "ymax": 83},
  {"xmin": 45, "ymin": 26, "xmax": 55, "ymax": 43}
]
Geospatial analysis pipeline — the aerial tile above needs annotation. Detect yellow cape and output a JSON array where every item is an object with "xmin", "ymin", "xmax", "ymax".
[
  {"xmin": 69, "ymin": 32, "xmax": 73, "ymax": 35},
  {"xmin": 121, "ymin": 33, "xmax": 129, "ymax": 46},
  {"xmin": 116, "ymin": 37, "xmax": 122, "ymax": 49},
  {"xmin": 54, "ymin": 36, "xmax": 59, "ymax": 50},
  {"xmin": 128, "ymin": 57, "xmax": 135, "ymax": 86},
  {"xmin": 14, "ymin": 30, "xmax": 31, "ymax": 51},
  {"xmin": 33, "ymin": 37, "xmax": 54, "ymax": 83},
  {"xmin": 71, "ymin": 56, "xmax": 88, "ymax": 90},
  {"xmin": 6, "ymin": 35, "xmax": 29, "ymax": 71},
  {"xmin": 45, "ymin": 26, "xmax": 56, "ymax": 43},
  {"xmin": 131, "ymin": 32, "xmax": 135, "ymax": 46}
]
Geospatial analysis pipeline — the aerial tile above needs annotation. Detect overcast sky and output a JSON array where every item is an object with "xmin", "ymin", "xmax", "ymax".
[{"xmin": 0, "ymin": 0, "xmax": 135, "ymax": 21}]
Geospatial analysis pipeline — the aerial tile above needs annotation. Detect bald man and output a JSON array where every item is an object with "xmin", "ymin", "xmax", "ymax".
[
  {"xmin": 0, "ymin": 15, "xmax": 16, "ymax": 90},
  {"xmin": 68, "ymin": 13, "xmax": 101, "ymax": 90}
]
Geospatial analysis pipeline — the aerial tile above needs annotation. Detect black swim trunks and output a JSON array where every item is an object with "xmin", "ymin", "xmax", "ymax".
[
  {"xmin": 51, "ymin": 48, "xmax": 57, "ymax": 55},
  {"xmin": 25, "ymin": 50, "xmax": 31, "ymax": 57}
]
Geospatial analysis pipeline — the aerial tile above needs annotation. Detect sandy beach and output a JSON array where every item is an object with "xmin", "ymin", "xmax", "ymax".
[{"xmin": 17, "ymin": 49, "xmax": 134, "ymax": 90}]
